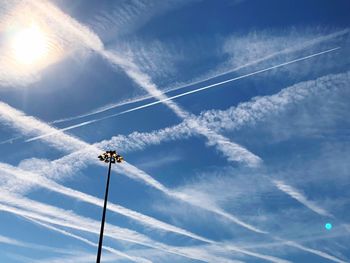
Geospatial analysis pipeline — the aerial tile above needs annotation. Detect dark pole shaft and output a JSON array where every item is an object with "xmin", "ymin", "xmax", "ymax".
[{"xmin": 96, "ymin": 159, "xmax": 112, "ymax": 263}]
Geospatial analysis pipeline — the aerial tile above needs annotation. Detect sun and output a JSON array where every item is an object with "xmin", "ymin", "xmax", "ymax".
[{"xmin": 11, "ymin": 24, "xmax": 49, "ymax": 65}]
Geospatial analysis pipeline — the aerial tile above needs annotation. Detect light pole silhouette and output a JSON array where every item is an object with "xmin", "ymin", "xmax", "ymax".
[{"xmin": 96, "ymin": 150, "xmax": 123, "ymax": 263}]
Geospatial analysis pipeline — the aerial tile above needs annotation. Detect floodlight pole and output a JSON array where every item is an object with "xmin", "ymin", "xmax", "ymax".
[
  {"xmin": 96, "ymin": 151, "xmax": 123, "ymax": 263},
  {"xmin": 96, "ymin": 158, "xmax": 112, "ymax": 263}
]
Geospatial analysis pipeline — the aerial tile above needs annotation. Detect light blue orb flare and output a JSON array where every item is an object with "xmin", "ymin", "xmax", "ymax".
[{"xmin": 325, "ymin": 223, "xmax": 332, "ymax": 230}]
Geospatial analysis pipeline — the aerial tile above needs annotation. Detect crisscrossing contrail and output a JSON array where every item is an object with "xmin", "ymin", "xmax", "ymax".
[{"xmin": 26, "ymin": 46, "xmax": 340, "ymax": 143}]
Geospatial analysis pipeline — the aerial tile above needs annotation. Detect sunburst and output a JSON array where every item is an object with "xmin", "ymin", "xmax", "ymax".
[{"xmin": 11, "ymin": 23, "xmax": 49, "ymax": 65}]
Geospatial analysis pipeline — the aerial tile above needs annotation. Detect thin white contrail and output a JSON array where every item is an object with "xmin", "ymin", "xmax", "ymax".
[
  {"xmin": 0, "ymin": 201, "xmax": 250, "ymax": 263},
  {"xmin": 50, "ymin": 29, "xmax": 349, "ymax": 125},
  {"xmin": 50, "ymin": 94, "xmax": 154, "ymax": 124},
  {"xmin": 25, "ymin": 47, "xmax": 340, "ymax": 143},
  {"xmin": 273, "ymin": 180, "xmax": 333, "ymax": 217},
  {"xmin": 0, "ymin": 101, "xmax": 263, "ymax": 231},
  {"xmin": 4, "ymin": 72, "xmax": 347, "ymax": 238},
  {"xmin": 0, "ymin": 197, "xmax": 228, "ymax": 263},
  {"xmin": 115, "ymin": 47, "xmax": 340, "ymax": 115},
  {"xmin": 24, "ymin": 216, "xmax": 152, "ymax": 263},
  {"xmin": 3, "ymin": 166, "xmax": 341, "ymax": 262},
  {"xmin": 0, "ymin": 195, "xmax": 285, "ymax": 263},
  {"xmin": 0, "ymin": 162, "xmax": 213, "ymax": 243}
]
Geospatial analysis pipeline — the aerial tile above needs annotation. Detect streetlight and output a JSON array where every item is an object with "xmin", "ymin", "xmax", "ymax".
[{"xmin": 96, "ymin": 150, "xmax": 124, "ymax": 263}]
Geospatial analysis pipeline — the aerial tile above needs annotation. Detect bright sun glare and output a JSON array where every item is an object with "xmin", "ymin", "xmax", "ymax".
[{"xmin": 11, "ymin": 24, "xmax": 49, "ymax": 65}]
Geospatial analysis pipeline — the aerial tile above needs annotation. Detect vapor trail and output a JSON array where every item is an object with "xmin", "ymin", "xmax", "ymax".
[
  {"xmin": 273, "ymin": 180, "xmax": 333, "ymax": 217},
  {"xmin": 0, "ymin": 162, "xmax": 213, "ymax": 243},
  {"xmin": 0, "ymin": 194, "xmax": 285, "ymax": 263},
  {"xmin": 51, "ymin": 30, "xmax": 349, "ymax": 125},
  {"xmin": 24, "ymin": 217, "xmax": 152, "ymax": 263},
  {"xmin": 115, "ymin": 47, "xmax": 340, "ymax": 114},
  {"xmin": 0, "ymin": 196, "xmax": 228, "ymax": 263},
  {"xmin": 26, "ymin": 47, "xmax": 340, "ymax": 143},
  {"xmin": 23, "ymin": 216, "xmax": 152, "ymax": 263}
]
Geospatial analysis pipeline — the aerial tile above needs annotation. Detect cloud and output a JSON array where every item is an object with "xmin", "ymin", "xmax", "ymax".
[
  {"xmin": 22, "ymin": 46, "xmax": 341, "ymax": 144},
  {"xmin": 109, "ymin": 47, "xmax": 340, "ymax": 117},
  {"xmin": 3, "ymin": 72, "xmax": 347, "ymax": 236},
  {"xmin": 1, "ymin": 162, "xmax": 301, "ymax": 262},
  {"xmin": 221, "ymin": 28, "xmax": 348, "ymax": 72},
  {"xmin": 0, "ymin": 192, "xmax": 246, "ymax": 263},
  {"xmin": 3, "ymin": 159, "xmax": 344, "ymax": 262},
  {"xmin": 0, "ymin": 69, "xmax": 344, "ymax": 263},
  {"xmin": 35, "ymin": 0, "xmax": 261, "ymax": 168},
  {"xmin": 273, "ymin": 180, "xmax": 332, "ymax": 217},
  {"xmin": 0, "ymin": 162, "xmax": 214, "ymax": 243},
  {"xmin": 0, "ymin": 233, "xmax": 74, "ymax": 255},
  {"xmin": 154, "ymin": 169, "xmax": 349, "ymax": 263},
  {"xmin": 283, "ymin": 240, "xmax": 346, "ymax": 263},
  {"xmin": 38, "ymin": 71, "xmax": 349, "ymax": 167},
  {"xmin": 26, "ymin": 209, "xmax": 289, "ymax": 263},
  {"xmin": 88, "ymin": 0, "xmax": 194, "ymax": 40},
  {"xmin": 26, "ymin": 217, "xmax": 152, "ymax": 263},
  {"xmin": 49, "ymin": 29, "xmax": 348, "ymax": 126},
  {"xmin": 100, "ymin": 49, "xmax": 262, "ymax": 167},
  {"xmin": 2, "ymin": 71, "xmax": 348, "ymax": 242},
  {"xmin": 0, "ymin": 232, "xmax": 106, "ymax": 260},
  {"xmin": 0, "ymin": 101, "xmax": 89, "ymax": 153},
  {"xmin": 0, "ymin": 0, "xmax": 260, "ymax": 168}
]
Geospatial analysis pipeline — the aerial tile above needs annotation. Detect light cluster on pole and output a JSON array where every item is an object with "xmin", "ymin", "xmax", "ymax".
[
  {"xmin": 98, "ymin": 150, "xmax": 123, "ymax": 163},
  {"xmin": 96, "ymin": 150, "xmax": 123, "ymax": 263}
]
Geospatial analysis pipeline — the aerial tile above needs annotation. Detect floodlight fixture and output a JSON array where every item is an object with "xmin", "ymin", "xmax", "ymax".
[{"xmin": 96, "ymin": 150, "xmax": 123, "ymax": 263}]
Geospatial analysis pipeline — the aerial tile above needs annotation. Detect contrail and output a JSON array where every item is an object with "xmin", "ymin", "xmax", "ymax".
[
  {"xmin": 116, "ymin": 47, "xmax": 340, "ymax": 115},
  {"xmin": 51, "ymin": 29, "xmax": 349, "ymax": 125},
  {"xmin": 26, "ymin": 47, "xmax": 340, "ymax": 143},
  {"xmin": 24, "ymin": 217, "xmax": 152, "ymax": 263}
]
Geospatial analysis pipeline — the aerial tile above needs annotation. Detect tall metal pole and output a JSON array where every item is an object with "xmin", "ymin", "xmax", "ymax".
[{"xmin": 96, "ymin": 158, "xmax": 112, "ymax": 263}]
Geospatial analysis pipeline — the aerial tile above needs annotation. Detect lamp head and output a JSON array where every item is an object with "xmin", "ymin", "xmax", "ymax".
[{"xmin": 98, "ymin": 151, "xmax": 124, "ymax": 164}]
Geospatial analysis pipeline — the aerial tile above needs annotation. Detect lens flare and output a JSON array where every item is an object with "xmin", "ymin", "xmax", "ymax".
[{"xmin": 325, "ymin": 223, "xmax": 332, "ymax": 230}]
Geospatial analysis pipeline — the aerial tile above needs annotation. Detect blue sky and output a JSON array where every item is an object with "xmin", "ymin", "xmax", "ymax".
[{"xmin": 0, "ymin": 0, "xmax": 349, "ymax": 262}]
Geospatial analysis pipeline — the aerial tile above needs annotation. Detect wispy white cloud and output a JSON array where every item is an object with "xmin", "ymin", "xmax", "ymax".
[
  {"xmin": 0, "ymin": 235, "xmax": 27, "ymax": 247},
  {"xmin": 0, "ymin": 231, "xmax": 128, "ymax": 262},
  {"xmin": 6, "ymin": 153, "xmax": 346, "ymax": 262},
  {"xmin": 0, "ymin": 192, "xmax": 247, "ymax": 263},
  {"xmin": 0, "ymin": 16, "xmax": 265, "ymax": 235},
  {"xmin": 273, "ymin": 180, "xmax": 332, "ymax": 217},
  {"xmin": 0, "ymin": 162, "xmax": 214, "ymax": 243},
  {"xmin": 2, "ymin": 72, "xmax": 348, "ymax": 240},
  {"xmin": 23, "ymin": 206, "xmax": 290, "ymax": 263},
  {"xmin": 0, "ymin": 0, "xmax": 260, "ymax": 168},
  {"xmin": 0, "ymin": 69, "xmax": 344, "ymax": 263},
  {"xmin": 31, "ymin": 0, "xmax": 262, "ymax": 168},
  {"xmin": 89, "ymin": 0, "xmax": 193, "ymax": 39},
  {"xmin": 3, "ymin": 72, "xmax": 347, "ymax": 237},
  {"xmin": 99, "ymin": 47, "xmax": 340, "ymax": 118},
  {"xmin": 155, "ymin": 170, "xmax": 349, "ymax": 263},
  {"xmin": 283, "ymin": 240, "xmax": 347, "ymax": 263},
  {"xmin": 221, "ymin": 28, "xmax": 348, "ymax": 73},
  {"xmin": 0, "ymin": 233, "xmax": 76, "ymax": 255},
  {"xmin": 1, "ymin": 162, "xmax": 300, "ymax": 262},
  {"xmin": 26, "ymin": 217, "xmax": 152, "ymax": 263},
  {"xmin": 48, "ymin": 71, "xmax": 349, "ymax": 163},
  {"xmin": 100, "ymin": 49, "xmax": 262, "ymax": 167},
  {"xmin": 22, "ymin": 46, "xmax": 341, "ymax": 144},
  {"xmin": 49, "ymin": 29, "xmax": 348, "ymax": 126},
  {"xmin": 0, "ymin": 101, "xmax": 89, "ymax": 152},
  {"xmin": 0, "ymin": 199, "xmax": 152, "ymax": 263}
]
